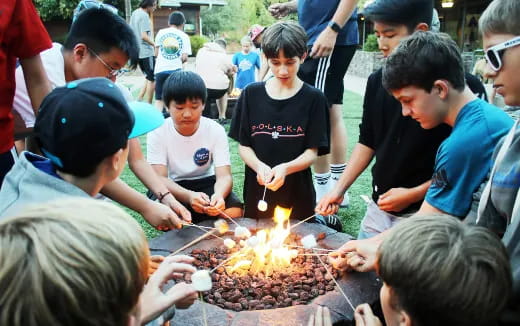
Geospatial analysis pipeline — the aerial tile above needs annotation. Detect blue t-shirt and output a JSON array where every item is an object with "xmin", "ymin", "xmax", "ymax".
[
  {"xmin": 297, "ymin": 0, "xmax": 359, "ymax": 46},
  {"xmin": 232, "ymin": 52, "xmax": 260, "ymax": 89},
  {"xmin": 426, "ymin": 99, "xmax": 513, "ymax": 217}
]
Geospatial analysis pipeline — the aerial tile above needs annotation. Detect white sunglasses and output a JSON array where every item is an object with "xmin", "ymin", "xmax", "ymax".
[{"xmin": 485, "ymin": 36, "xmax": 520, "ymax": 71}]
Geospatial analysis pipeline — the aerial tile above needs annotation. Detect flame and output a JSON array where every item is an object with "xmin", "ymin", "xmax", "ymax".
[{"xmin": 226, "ymin": 206, "xmax": 298, "ymax": 277}]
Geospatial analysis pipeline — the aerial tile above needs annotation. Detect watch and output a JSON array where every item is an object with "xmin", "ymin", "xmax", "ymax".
[{"xmin": 327, "ymin": 21, "xmax": 342, "ymax": 33}]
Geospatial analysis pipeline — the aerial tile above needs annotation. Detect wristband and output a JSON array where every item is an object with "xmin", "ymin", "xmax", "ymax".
[
  {"xmin": 158, "ymin": 191, "xmax": 171, "ymax": 202},
  {"xmin": 327, "ymin": 21, "xmax": 342, "ymax": 33}
]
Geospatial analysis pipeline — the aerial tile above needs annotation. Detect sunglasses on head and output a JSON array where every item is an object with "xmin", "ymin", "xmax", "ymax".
[{"xmin": 485, "ymin": 36, "xmax": 520, "ymax": 71}]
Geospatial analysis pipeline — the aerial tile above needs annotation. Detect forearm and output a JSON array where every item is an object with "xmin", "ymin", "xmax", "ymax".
[
  {"xmin": 239, "ymin": 145, "xmax": 264, "ymax": 174},
  {"xmin": 333, "ymin": 143, "xmax": 374, "ymax": 194},
  {"xmin": 331, "ymin": 0, "xmax": 358, "ymax": 27},
  {"xmin": 142, "ymin": 32, "xmax": 154, "ymax": 47},
  {"xmin": 101, "ymin": 178, "xmax": 153, "ymax": 215},
  {"xmin": 279, "ymin": 148, "xmax": 317, "ymax": 175},
  {"xmin": 161, "ymin": 176, "xmax": 194, "ymax": 205},
  {"xmin": 408, "ymin": 180, "xmax": 431, "ymax": 204},
  {"xmin": 20, "ymin": 55, "xmax": 51, "ymax": 114},
  {"xmin": 284, "ymin": 0, "xmax": 298, "ymax": 12},
  {"xmin": 213, "ymin": 174, "xmax": 232, "ymax": 199},
  {"xmin": 129, "ymin": 159, "xmax": 170, "ymax": 199}
]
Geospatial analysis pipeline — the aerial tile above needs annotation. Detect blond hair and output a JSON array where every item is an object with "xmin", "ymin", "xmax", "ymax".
[
  {"xmin": 0, "ymin": 198, "xmax": 149, "ymax": 326},
  {"xmin": 378, "ymin": 215, "xmax": 512, "ymax": 326},
  {"xmin": 479, "ymin": 0, "xmax": 520, "ymax": 36}
]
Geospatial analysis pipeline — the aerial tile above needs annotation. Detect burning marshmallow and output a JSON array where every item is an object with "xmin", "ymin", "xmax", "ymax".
[
  {"xmin": 191, "ymin": 270, "xmax": 212, "ymax": 291},
  {"xmin": 246, "ymin": 235, "xmax": 259, "ymax": 248},
  {"xmin": 214, "ymin": 219, "xmax": 229, "ymax": 234},
  {"xmin": 257, "ymin": 199, "xmax": 268, "ymax": 212},
  {"xmin": 223, "ymin": 238, "xmax": 236, "ymax": 249},
  {"xmin": 301, "ymin": 234, "xmax": 317, "ymax": 249},
  {"xmin": 234, "ymin": 226, "xmax": 251, "ymax": 238}
]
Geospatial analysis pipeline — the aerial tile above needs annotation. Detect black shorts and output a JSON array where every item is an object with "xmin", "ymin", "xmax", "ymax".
[
  {"xmin": 203, "ymin": 88, "xmax": 228, "ymax": 118},
  {"xmin": 155, "ymin": 69, "xmax": 179, "ymax": 100},
  {"xmin": 138, "ymin": 56, "xmax": 155, "ymax": 82},
  {"xmin": 298, "ymin": 45, "xmax": 357, "ymax": 105},
  {"xmin": 176, "ymin": 175, "xmax": 243, "ymax": 224}
]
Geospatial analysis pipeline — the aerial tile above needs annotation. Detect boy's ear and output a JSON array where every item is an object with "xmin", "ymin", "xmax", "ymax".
[
  {"xmin": 433, "ymin": 80, "xmax": 449, "ymax": 100},
  {"xmin": 301, "ymin": 52, "xmax": 308, "ymax": 62},
  {"xmin": 400, "ymin": 310, "xmax": 413, "ymax": 326},
  {"xmin": 107, "ymin": 148, "xmax": 126, "ymax": 173},
  {"xmin": 72, "ymin": 43, "xmax": 89, "ymax": 63},
  {"xmin": 415, "ymin": 23, "xmax": 429, "ymax": 32}
]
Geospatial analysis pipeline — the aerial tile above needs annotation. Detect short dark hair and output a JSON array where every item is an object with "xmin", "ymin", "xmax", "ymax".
[
  {"xmin": 162, "ymin": 71, "xmax": 207, "ymax": 106},
  {"xmin": 382, "ymin": 31, "xmax": 465, "ymax": 92},
  {"xmin": 378, "ymin": 215, "xmax": 512, "ymax": 326},
  {"xmin": 363, "ymin": 0, "xmax": 433, "ymax": 33},
  {"xmin": 64, "ymin": 8, "xmax": 139, "ymax": 69},
  {"xmin": 261, "ymin": 21, "xmax": 308, "ymax": 59},
  {"xmin": 169, "ymin": 11, "xmax": 185, "ymax": 26},
  {"xmin": 139, "ymin": 0, "xmax": 155, "ymax": 9}
]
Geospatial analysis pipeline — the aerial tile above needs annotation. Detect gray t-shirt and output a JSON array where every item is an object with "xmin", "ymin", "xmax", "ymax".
[{"xmin": 130, "ymin": 8, "xmax": 154, "ymax": 58}]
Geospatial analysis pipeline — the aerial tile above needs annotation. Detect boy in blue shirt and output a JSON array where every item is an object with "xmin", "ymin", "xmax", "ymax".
[{"xmin": 232, "ymin": 36, "xmax": 261, "ymax": 90}]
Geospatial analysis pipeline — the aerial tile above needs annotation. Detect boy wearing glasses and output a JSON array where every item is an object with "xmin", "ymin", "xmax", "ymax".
[
  {"xmin": 477, "ymin": 0, "xmax": 520, "ymax": 322},
  {"xmin": 13, "ymin": 8, "xmax": 192, "ymax": 230}
]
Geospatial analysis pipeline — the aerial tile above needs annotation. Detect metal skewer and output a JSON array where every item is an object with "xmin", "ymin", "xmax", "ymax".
[{"xmin": 290, "ymin": 213, "xmax": 317, "ymax": 229}]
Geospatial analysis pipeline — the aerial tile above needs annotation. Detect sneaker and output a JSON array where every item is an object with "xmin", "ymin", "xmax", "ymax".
[{"xmin": 313, "ymin": 214, "xmax": 343, "ymax": 232}]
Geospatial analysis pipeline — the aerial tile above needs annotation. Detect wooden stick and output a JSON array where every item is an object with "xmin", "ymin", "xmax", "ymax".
[
  {"xmin": 290, "ymin": 213, "xmax": 317, "ymax": 229},
  {"xmin": 183, "ymin": 223, "xmax": 225, "ymax": 241},
  {"xmin": 315, "ymin": 250, "xmax": 355, "ymax": 311},
  {"xmin": 287, "ymin": 245, "xmax": 335, "ymax": 252},
  {"xmin": 215, "ymin": 208, "xmax": 241, "ymax": 227},
  {"xmin": 169, "ymin": 230, "xmax": 216, "ymax": 256}
]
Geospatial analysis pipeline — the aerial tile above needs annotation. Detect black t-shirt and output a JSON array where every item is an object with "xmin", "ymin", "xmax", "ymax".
[
  {"xmin": 359, "ymin": 69, "xmax": 452, "ymax": 214},
  {"xmin": 229, "ymin": 82, "xmax": 330, "ymax": 220}
]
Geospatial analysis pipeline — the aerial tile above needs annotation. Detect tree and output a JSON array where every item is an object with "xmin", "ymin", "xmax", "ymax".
[{"xmin": 34, "ymin": 0, "xmax": 140, "ymax": 21}]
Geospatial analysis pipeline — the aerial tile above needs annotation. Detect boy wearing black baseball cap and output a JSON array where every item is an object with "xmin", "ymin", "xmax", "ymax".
[{"xmin": 0, "ymin": 78, "xmax": 164, "ymax": 218}]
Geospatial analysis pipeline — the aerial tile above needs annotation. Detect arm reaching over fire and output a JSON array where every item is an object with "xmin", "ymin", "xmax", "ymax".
[
  {"xmin": 329, "ymin": 237, "xmax": 381, "ymax": 272},
  {"xmin": 307, "ymin": 305, "xmax": 332, "ymax": 326},
  {"xmin": 140, "ymin": 255, "xmax": 198, "ymax": 323},
  {"xmin": 354, "ymin": 304, "xmax": 383, "ymax": 326}
]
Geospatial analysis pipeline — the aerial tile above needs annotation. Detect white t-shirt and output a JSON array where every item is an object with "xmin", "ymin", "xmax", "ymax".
[
  {"xmin": 195, "ymin": 42, "xmax": 233, "ymax": 90},
  {"xmin": 146, "ymin": 117, "xmax": 231, "ymax": 181},
  {"xmin": 154, "ymin": 27, "xmax": 191, "ymax": 74},
  {"xmin": 13, "ymin": 43, "xmax": 134, "ymax": 128},
  {"xmin": 13, "ymin": 43, "xmax": 66, "ymax": 128}
]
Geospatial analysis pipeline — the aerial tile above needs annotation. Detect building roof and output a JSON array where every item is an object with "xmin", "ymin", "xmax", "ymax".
[{"xmin": 159, "ymin": 0, "xmax": 227, "ymax": 6}]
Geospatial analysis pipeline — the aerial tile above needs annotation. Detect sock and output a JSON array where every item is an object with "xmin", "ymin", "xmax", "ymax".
[
  {"xmin": 314, "ymin": 172, "xmax": 331, "ymax": 202},
  {"xmin": 330, "ymin": 163, "xmax": 349, "ymax": 207}
]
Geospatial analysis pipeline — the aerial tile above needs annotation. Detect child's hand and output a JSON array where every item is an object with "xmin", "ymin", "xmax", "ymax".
[
  {"xmin": 189, "ymin": 191, "xmax": 211, "ymax": 214},
  {"xmin": 307, "ymin": 306, "xmax": 332, "ymax": 326},
  {"xmin": 330, "ymin": 239, "xmax": 378, "ymax": 273},
  {"xmin": 161, "ymin": 194, "xmax": 192, "ymax": 224},
  {"xmin": 140, "ymin": 255, "xmax": 197, "ymax": 323},
  {"xmin": 315, "ymin": 189, "xmax": 344, "ymax": 215},
  {"xmin": 143, "ymin": 200, "xmax": 184, "ymax": 230},
  {"xmin": 205, "ymin": 194, "xmax": 225, "ymax": 216},
  {"xmin": 167, "ymin": 282, "xmax": 198, "ymax": 309},
  {"xmin": 377, "ymin": 187, "xmax": 415, "ymax": 212},
  {"xmin": 266, "ymin": 163, "xmax": 288, "ymax": 191},
  {"xmin": 148, "ymin": 255, "xmax": 165, "ymax": 277},
  {"xmin": 354, "ymin": 304, "xmax": 383, "ymax": 326},
  {"xmin": 256, "ymin": 162, "xmax": 273, "ymax": 186}
]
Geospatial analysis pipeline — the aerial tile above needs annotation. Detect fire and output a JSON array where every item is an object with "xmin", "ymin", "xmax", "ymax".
[{"xmin": 226, "ymin": 206, "xmax": 299, "ymax": 277}]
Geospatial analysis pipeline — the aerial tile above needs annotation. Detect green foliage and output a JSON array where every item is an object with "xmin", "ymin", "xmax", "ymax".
[
  {"xmin": 189, "ymin": 35, "xmax": 208, "ymax": 57},
  {"xmin": 363, "ymin": 34, "xmax": 379, "ymax": 52},
  {"xmin": 34, "ymin": 0, "xmax": 76, "ymax": 20}
]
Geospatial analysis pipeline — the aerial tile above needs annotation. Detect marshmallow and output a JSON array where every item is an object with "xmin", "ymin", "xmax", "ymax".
[
  {"xmin": 223, "ymin": 238, "xmax": 236, "ymax": 249},
  {"xmin": 246, "ymin": 236, "xmax": 259, "ymax": 248},
  {"xmin": 301, "ymin": 234, "xmax": 317, "ymax": 249},
  {"xmin": 257, "ymin": 200, "xmax": 268, "ymax": 212},
  {"xmin": 191, "ymin": 270, "xmax": 212, "ymax": 291},
  {"xmin": 234, "ymin": 226, "xmax": 251, "ymax": 238},
  {"xmin": 214, "ymin": 219, "xmax": 229, "ymax": 234}
]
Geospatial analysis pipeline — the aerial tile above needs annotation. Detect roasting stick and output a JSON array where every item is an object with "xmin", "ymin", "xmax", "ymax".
[
  {"xmin": 287, "ymin": 245, "xmax": 335, "ymax": 252},
  {"xmin": 215, "ymin": 207, "xmax": 241, "ymax": 227},
  {"xmin": 182, "ymin": 223, "xmax": 226, "ymax": 241},
  {"xmin": 297, "ymin": 253, "xmax": 329, "ymax": 256},
  {"xmin": 169, "ymin": 230, "xmax": 217, "ymax": 256},
  {"xmin": 290, "ymin": 213, "xmax": 317, "ymax": 229},
  {"xmin": 210, "ymin": 251, "xmax": 244, "ymax": 273},
  {"xmin": 315, "ymin": 250, "xmax": 355, "ymax": 311},
  {"xmin": 200, "ymin": 292, "xmax": 209, "ymax": 326}
]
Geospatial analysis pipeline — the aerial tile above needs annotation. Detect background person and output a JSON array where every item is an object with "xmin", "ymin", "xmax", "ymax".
[
  {"xmin": 195, "ymin": 39, "xmax": 236, "ymax": 124},
  {"xmin": 130, "ymin": 0, "xmax": 157, "ymax": 104},
  {"xmin": 154, "ymin": 11, "xmax": 191, "ymax": 113}
]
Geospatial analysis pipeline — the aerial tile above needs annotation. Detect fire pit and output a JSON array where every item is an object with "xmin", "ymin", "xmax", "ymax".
[{"xmin": 149, "ymin": 215, "xmax": 381, "ymax": 326}]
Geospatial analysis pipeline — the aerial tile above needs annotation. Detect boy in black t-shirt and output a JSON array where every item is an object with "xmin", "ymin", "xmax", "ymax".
[
  {"xmin": 316, "ymin": 0, "xmax": 487, "ymax": 239},
  {"xmin": 229, "ymin": 21, "xmax": 331, "ymax": 224}
]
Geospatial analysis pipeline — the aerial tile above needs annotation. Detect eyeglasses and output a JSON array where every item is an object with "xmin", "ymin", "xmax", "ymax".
[
  {"xmin": 485, "ymin": 36, "xmax": 520, "ymax": 71},
  {"xmin": 88, "ymin": 48, "xmax": 126, "ymax": 78}
]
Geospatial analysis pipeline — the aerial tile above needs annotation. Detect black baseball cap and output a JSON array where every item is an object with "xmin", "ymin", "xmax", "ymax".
[{"xmin": 34, "ymin": 77, "xmax": 164, "ymax": 176}]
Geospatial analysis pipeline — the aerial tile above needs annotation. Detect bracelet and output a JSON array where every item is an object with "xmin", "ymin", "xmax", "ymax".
[{"xmin": 158, "ymin": 191, "xmax": 171, "ymax": 202}]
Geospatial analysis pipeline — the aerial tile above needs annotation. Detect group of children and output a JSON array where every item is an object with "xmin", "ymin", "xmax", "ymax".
[{"xmin": 0, "ymin": 0, "xmax": 519, "ymax": 325}]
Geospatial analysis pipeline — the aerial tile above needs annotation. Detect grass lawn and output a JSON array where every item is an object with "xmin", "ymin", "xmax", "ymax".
[{"xmin": 119, "ymin": 90, "xmax": 372, "ymax": 239}]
